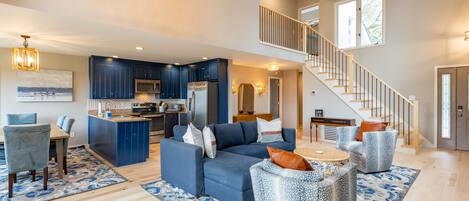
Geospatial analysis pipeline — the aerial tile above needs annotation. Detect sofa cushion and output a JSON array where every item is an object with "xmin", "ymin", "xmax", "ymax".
[
  {"xmin": 240, "ymin": 121, "xmax": 258, "ymax": 144},
  {"xmin": 252, "ymin": 142, "xmax": 295, "ymax": 152},
  {"xmin": 222, "ymin": 145, "xmax": 269, "ymax": 158},
  {"xmin": 356, "ymin": 121, "xmax": 388, "ymax": 141},
  {"xmin": 267, "ymin": 146, "xmax": 313, "ymax": 171},
  {"xmin": 214, "ymin": 123, "xmax": 245, "ymax": 149},
  {"xmin": 204, "ymin": 151, "xmax": 262, "ymax": 191},
  {"xmin": 173, "ymin": 124, "xmax": 213, "ymax": 142}
]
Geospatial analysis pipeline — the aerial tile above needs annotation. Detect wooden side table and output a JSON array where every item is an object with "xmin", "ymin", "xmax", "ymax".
[{"xmin": 310, "ymin": 117, "xmax": 355, "ymax": 143}]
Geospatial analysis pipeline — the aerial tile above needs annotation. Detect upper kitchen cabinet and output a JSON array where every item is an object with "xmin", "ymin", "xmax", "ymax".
[
  {"xmin": 160, "ymin": 66, "xmax": 180, "ymax": 99},
  {"xmin": 179, "ymin": 66, "xmax": 189, "ymax": 99},
  {"xmin": 89, "ymin": 56, "xmax": 134, "ymax": 99},
  {"xmin": 133, "ymin": 61, "xmax": 162, "ymax": 80}
]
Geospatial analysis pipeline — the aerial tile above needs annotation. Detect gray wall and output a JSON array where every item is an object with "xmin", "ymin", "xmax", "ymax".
[{"xmin": 0, "ymin": 48, "xmax": 89, "ymax": 146}]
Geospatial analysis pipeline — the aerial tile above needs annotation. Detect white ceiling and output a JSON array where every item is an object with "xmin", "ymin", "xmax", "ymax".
[{"xmin": 0, "ymin": 3, "xmax": 303, "ymax": 69}]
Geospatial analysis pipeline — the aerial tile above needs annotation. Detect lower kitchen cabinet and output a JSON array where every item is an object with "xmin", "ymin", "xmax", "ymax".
[
  {"xmin": 88, "ymin": 116, "xmax": 150, "ymax": 167},
  {"xmin": 164, "ymin": 113, "xmax": 179, "ymax": 138}
]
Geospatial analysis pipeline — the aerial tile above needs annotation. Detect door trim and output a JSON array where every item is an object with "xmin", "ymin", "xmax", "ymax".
[
  {"xmin": 434, "ymin": 63, "xmax": 469, "ymax": 148},
  {"xmin": 268, "ymin": 76, "xmax": 283, "ymax": 121}
]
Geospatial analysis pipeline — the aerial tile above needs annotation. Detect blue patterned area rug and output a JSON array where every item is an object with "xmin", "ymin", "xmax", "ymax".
[
  {"xmin": 142, "ymin": 165, "xmax": 419, "ymax": 201},
  {"xmin": 0, "ymin": 146, "xmax": 127, "ymax": 201}
]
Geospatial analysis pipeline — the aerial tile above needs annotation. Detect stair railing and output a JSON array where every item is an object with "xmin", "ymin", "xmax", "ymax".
[{"xmin": 259, "ymin": 6, "xmax": 420, "ymax": 153}]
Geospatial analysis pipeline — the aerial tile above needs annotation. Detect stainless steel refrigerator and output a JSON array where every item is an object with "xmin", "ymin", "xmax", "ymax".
[{"xmin": 187, "ymin": 81, "xmax": 218, "ymax": 127}]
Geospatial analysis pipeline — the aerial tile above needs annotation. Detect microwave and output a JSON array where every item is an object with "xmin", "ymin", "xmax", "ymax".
[{"xmin": 135, "ymin": 79, "xmax": 160, "ymax": 94}]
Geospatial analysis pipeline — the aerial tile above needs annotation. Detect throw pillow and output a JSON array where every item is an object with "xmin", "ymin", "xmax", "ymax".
[
  {"xmin": 183, "ymin": 123, "xmax": 205, "ymax": 156},
  {"xmin": 257, "ymin": 118, "xmax": 284, "ymax": 143},
  {"xmin": 267, "ymin": 146, "xmax": 313, "ymax": 171},
  {"xmin": 355, "ymin": 121, "xmax": 389, "ymax": 141},
  {"xmin": 203, "ymin": 126, "xmax": 217, "ymax": 158}
]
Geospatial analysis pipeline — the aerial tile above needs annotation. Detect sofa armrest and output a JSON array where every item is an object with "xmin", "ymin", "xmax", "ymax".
[
  {"xmin": 282, "ymin": 128, "xmax": 296, "ymax": 149},
  {"xmin": 336, "ymin": 126, "xmax": 359, "ymax": 150},
  {"xmin": 160, "ymin": 139, "xmax": 203, "ymax": 196}
]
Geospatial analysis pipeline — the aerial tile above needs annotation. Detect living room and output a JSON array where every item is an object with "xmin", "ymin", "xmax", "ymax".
[{"xmin": 0, "ymin": 0, "xmax": 469, "ymax": 201}]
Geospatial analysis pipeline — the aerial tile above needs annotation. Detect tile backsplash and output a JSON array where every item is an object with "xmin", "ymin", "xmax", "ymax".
[{"xmin": 87, "ymin": 94, "xmax": 186, "ymax": 110}]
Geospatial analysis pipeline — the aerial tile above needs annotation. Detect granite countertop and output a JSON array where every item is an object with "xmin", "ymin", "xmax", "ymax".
[{"xmin": 88, "ymin": 114, "xmax": 151, "ymax": 123}]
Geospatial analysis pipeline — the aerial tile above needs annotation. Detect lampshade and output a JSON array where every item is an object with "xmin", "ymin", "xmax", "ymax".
[
  {"xmin": 465, "ymin": 31, "xmax": 469, "ymax": 41},
  {"xmin": 12, "ymin": 35, "xmax": 39, "ymax": 71}
]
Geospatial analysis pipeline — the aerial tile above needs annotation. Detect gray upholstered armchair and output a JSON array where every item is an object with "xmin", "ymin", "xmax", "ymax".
[
  {"xmin": 250, "ymin": 160, "xmax": 357, "ymax": 201},
  {"xmin": 336, "ymin": 126, "xmax": 398, "ymax": 173}
]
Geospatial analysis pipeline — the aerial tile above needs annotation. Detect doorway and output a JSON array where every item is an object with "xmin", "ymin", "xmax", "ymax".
[
  {"xmin": 269, "ymin": 77, "xmax": 282, "ymax": 119},
  {"xmin": 437, "ymin": 67, "xmax": 469, "ymax": 150}
]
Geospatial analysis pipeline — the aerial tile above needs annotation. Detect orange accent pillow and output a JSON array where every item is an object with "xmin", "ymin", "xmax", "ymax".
[
  {"xmin": 355, "ymin": 121, "xmax": 389, "ymax": 141},
  {"xmin": 267, "ymin": 146, "xmax": 313, "ymax": 171}
]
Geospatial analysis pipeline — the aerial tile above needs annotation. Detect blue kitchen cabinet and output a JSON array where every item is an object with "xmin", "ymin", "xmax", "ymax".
[
  {"xmin": 134, "ymin": 61, "xmax": 162, "ymax": 80},
  {"xmin": 89, "ymin": 56, "xmax": 134, "ymax": 99},
  {"xmin": 160, "ymin": 66, "xmax": 180, "ymax": 99},
  {"xmin": 180, "ymin": 66, "xmax": 189, "ymax": 99},
  {"xmin": 88, "ymin": 116, "xmax": 149, "ymax": 167}
]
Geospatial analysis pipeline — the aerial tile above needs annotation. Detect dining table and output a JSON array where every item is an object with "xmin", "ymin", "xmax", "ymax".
[{"xmin": 0, "ymin": 124, "xmax": 69, "ymax": 179}]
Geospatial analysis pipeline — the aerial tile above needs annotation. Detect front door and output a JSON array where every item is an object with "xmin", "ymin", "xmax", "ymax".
[
  {"xmin": 456, "ymin": 67, "xmax": 469, "ymax": 150},
  {"xmin": 437, "ymin": 67, "xmax": 469, "ymax": 150}
]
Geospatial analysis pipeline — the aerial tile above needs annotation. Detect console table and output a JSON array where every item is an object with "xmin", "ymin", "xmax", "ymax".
[{"xmin": 310, "ymin": 117, "xmax": 355, "ymax": 143}]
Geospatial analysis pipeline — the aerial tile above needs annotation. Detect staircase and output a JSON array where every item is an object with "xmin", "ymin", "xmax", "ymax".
[{"xmin": 259, "ymin": 6, "xmax": 422, "ymax": 154}]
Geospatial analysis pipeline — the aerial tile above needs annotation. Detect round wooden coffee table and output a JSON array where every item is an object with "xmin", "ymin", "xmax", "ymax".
[{"xmin": 294, "ymin": 147, "xmax": 350, "ymax": 164}]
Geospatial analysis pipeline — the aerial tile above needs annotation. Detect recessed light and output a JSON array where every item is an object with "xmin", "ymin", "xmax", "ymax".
[
  {"xmin": 136, "ymin": 46, "xmax": 144, "ymax": 50},
  {"xmin": 202, "ymin": 57, "xmax": 208, "ymax": 60},
  {"xmin": 268, "ymin": 64, "xmax": 279, "ymax": 71},
  {"xmin": 112, "ymin": 55, "xmax": 119, "ymax": 58},
  {"xmin": 174, "ymin": 63, "xmax": 180, "ymax": 65}
]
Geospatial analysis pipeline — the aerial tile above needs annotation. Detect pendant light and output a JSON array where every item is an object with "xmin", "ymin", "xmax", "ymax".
[{"xmin": 12, "ymin": 35, "xmax": 40, "ymax": 71}]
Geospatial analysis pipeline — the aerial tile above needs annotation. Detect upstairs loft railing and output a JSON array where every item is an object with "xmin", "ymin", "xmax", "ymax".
[{"xmin": 259, "ymin": 6, "xmax": 420, "ymax": 153}]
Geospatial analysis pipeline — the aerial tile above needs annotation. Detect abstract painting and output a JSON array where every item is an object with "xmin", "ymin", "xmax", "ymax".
[{"xmin": 17, "ymin": 69, "xmax": 73, "ymax": 102}]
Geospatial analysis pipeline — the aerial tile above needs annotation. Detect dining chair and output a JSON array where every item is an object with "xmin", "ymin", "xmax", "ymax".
[
  {"xmin": 6, "ymin": 113, "xmax": 37, "ymax": 125},
  {"xmin": 3, "ymin": 124, "xmax": 51, "ymax": 198},
  {"xmin": 50, "ymin": 117, "xmax": 75, "ymax": 174},
  {"xmin": 56, "ymin": 115, "xmax": 66, "ymax": 128}
]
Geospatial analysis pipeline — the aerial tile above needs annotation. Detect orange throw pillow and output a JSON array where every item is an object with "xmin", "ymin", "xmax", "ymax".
[
  {"xmin": 267, "ymin": 146, "xmax": 313, "ymax": 171},
  {"xmin": 355, "ymin": 121, "xmax": 389, "ymax": 141}
]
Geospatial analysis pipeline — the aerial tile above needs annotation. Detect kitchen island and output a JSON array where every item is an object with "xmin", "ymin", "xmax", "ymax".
[{"xmin": 88, "ymin": 115, "xmax": 150, "ymax": 167}]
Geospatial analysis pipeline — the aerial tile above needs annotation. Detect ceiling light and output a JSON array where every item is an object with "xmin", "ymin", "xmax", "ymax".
[
  {"xmin": 202, "ymin": 57, "xmax": 208, "ymax": 60},
  {"xmin": 112, "ymin": 55, "xmax": 119, "ymax": 58},
  {"xmin": 465, "ymin": 31, "xmax": 469, "ymax": 41},
  {"xmin": 12, "ymin": 35, "xmax": 40, "ymax": 71},
  {"xmin": 174, "ymin": 63, "xmax": 180, "ymax": 65},
  {"xmin": 268, "ymin": 64, "xmax": 279, "ymax": 71},
  {"xmin": 136, "ymin": 46, "xmax": 144, "ymax": 50}
]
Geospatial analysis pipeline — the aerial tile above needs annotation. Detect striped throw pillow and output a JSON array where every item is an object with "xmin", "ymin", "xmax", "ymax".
[{"xmin": 257, "ymin": 118, "xmax": 284, "ymax": 143}]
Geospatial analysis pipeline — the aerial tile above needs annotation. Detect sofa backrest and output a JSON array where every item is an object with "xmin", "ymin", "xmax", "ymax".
[
  {"xmin": 213, "ymin": 123, "xmax": 245, "ymax": 149},
  {"xmin": 240, "ymin": 121, "xmax": 258, "ymax": 144},
  {"xmin": 173, "ymin": 121, "xmax": 262, "ymax": 149}
]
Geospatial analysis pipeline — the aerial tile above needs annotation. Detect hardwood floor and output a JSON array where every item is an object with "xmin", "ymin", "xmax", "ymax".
[{"xmin": 58, "ymin": 135, "xmax": 469, "ymax": 201}]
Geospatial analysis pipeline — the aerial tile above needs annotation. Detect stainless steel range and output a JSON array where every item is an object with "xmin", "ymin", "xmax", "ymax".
[{"xmin": 131, "ymin": 102, "xmax": 165, "ymax": 143}]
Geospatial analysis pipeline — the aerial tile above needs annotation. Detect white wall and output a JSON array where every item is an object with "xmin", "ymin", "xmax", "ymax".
[
  {"xmin": 0, "ymin": 48, "xmax": 89, "ymax": 146},
  {"xmin": 302, "ymin": 66, "xmax": 362, "ymax": 136},
  {"xmin": 282, "ymin": 70, "xmax": 299, "ymax": 128},
  {"xmin": 260, "ymin": 0, "xmax": 299, "ymax": 18},
  {"xmin": 304, "ymin": 0, "xmax": 465, "ymax": 144},
  {"xmin": 231, "ymin": 65, "xmax": 280, "ymax": 115}
]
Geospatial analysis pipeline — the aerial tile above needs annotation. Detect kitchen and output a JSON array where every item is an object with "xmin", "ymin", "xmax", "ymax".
[{"xmin": 87, "ymin": 56, "xmax": 228, "ymax": 166}]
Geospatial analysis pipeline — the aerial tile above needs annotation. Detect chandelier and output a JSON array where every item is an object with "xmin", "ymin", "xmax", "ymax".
[{"xmin": 12, "ymin": 35, "xmax": 40, "ymax": 71}]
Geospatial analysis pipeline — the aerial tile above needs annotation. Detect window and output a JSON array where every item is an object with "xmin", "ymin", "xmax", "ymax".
[
  {"xmin": 441, "ymin": 74, "xmax": 451, "ymax": 139},
  {"xmin": 336, "ymin": 0, "xmax": 384, "ymax": 49},
  {"xmin": 299, "ymin": 5, "xmax": 320, "ymax": 26}
]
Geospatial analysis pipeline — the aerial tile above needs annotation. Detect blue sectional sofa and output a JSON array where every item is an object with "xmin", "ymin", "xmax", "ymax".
[{"xmin": 160, "ymin": 121, "xmax": 296, "ymax": 201}]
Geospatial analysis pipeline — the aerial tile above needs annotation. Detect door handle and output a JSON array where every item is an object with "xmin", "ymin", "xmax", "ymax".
[{"xmin": 458, "ymin": 106, "xmax": 464, "ymax": 117}]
